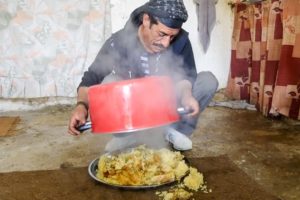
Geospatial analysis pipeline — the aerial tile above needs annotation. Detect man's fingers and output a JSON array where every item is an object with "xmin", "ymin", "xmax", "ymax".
[
  {"xmin": 68, "ymin": 128, "xmax": 80, "ymax": 136},
  {"xmin": 68, "ymin": 126, "xmax": 78, "ymax": 135},
  {"xmin": 68, "ymin": 105, "xmax": 88, "ymax": 136},
  {"xmin": 187, "ymin": 110, "xmax": 198, "ymax": 117},
  {"xmin": 185, "ymin": 102, "xmax": 199, "ymax": 117},
  {"xmin": 68, "ymin": 117, "xmax": 82, "ymax": 136},
  {"xmin": 68, "ymin": 123, "xmax": 80, "ymax": 135}
]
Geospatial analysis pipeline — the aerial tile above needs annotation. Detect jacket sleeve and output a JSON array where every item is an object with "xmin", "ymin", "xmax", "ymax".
[
  {"xmin": 181, "ymin": 38, "xmax": 197, "ymax": 84},
  {"xmin": 170, "ymin": 30, "xmax": 197, "ymax": 85},
  {"xmin": 78, "ymin": 37, "xmax": 119, "ymax": 88}
]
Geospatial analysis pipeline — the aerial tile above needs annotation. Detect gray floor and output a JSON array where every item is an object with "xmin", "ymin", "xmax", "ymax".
[{"xmin": 0, "ymin": 104, "xmax": 299, "ymax": 200}]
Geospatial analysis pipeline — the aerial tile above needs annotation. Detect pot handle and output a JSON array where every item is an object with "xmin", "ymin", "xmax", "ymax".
[
  {"xmin": 177, "ymin": 107, "xmax": 193, "ymax": 115},
  {"xmin": 76, "ymin": 121, "xmax": 92, "ymax": 132}
]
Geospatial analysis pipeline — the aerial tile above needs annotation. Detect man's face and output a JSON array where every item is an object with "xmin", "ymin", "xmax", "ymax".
[{"xmin": 140, "ymin": 14, "xmax": 181, "ymax": 53}]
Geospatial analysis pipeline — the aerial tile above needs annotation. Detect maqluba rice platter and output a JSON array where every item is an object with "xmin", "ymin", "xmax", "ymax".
[{"xmin": 89, "ymin": 145, "xmax": 189, "ymax": 188}]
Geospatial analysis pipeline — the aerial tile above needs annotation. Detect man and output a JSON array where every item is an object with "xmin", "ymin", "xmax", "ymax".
[{"xmin": 68, "ymin": 0, "xmax": 218, "ymax": 151}]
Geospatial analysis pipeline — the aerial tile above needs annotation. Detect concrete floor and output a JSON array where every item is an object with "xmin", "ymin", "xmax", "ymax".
[{"xmin": 0, "ymin": 104, "xmax": 299, "ymax": 200}]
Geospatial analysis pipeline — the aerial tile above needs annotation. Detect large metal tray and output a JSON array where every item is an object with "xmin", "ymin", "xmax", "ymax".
[{"xmin": 88, "ymin": 152, "xmax": 189, "ymax": 189}]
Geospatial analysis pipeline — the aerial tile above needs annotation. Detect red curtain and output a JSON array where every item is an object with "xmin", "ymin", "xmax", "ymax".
[{"xmin": 226, "ymin": 0, "xmax": 300, "ymax": 120}]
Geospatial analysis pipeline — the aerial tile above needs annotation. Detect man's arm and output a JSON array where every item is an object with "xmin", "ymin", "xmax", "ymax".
[
  {"xmin": 173, "ymin": 32, "xmax": 199, "ymax": 117},
  {"xmin": 68, "ymin": 87, "xmax": 89, "ymax": 135},
  {"xmin": 68, "ymin": 35, "xmax": 119, "ymax": 135},
  {"xmin": 176, "ymin": 80, "xmax": 199, "ymax": 117}
]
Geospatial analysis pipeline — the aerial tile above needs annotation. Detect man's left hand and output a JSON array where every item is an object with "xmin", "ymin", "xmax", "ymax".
[
  {"xmin": 176, "ymin": 80, "xmax": 200, "ymax": 118},
  {"xmin": 181, "ymin": 94, "xmax": 199, "ymax": 117}
]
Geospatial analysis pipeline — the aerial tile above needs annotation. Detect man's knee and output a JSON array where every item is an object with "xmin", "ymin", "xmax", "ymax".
[{"xmin": 193, "ymin": 71, "xmax": 219, "ymax": 94}]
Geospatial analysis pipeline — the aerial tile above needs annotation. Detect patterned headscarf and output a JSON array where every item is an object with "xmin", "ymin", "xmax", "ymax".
[
  {"xmin": 145, "ymin": 0, "xmax": 188, "ymax": 28},
  {"xmin": 127, "ymin": 0, "xmax": 188, "ymax": 29}
]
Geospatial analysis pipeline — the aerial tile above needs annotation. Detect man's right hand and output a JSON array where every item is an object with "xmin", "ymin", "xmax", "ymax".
[
  {"xmin": 68, "ymin": 104, "xmax": 88, "ymax": 136},
  {"xmin": 69, "ymin": 87, "xmax": 89, "ymax": 135}
]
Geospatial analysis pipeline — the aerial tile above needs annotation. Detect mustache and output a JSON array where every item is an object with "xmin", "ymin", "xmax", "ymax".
[{"xmin": 153, "ymin": 43, "xmax": 165, "ymax": 49}]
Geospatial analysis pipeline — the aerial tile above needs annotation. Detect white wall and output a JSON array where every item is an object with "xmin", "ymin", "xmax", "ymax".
[{"xmin": 110, "ymin": 0, "xmax": 234, "ymax": 89}]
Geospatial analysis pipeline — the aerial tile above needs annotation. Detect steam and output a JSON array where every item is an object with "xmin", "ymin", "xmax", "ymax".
[
  {"xmin": 104, "ymin": 126, "xmax": 171, "ymax": 153},
  {"xmin": 134, "ymin": 126, "xmax": 171, "ymax": 150},
  {"xmin": 87, "ymin": 21, "xmax": 196, "ymax": 151},
  {"xmin": 87, "ymin": 24, "xmax": 196, "ymax": 85}
]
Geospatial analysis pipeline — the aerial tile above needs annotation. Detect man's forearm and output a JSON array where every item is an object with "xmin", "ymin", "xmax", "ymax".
[
  {"xmin": 76, "ymin": 87, "xmax": 89, "ymax": 110},
  {"xmin": 175, "ymin": 80, "xmax": 193, "ymax": 99},
  {"xmin": 175, "ymin": 79, "xmax": 199, "ymax": 116},
  {"xmin": 77, "ymin": 87, "xmax": 88, "ymax": 102}
]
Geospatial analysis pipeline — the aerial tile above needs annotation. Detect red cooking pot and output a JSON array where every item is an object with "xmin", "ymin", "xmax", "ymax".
[{"xmin": 77, "ymin": 76, "xmax": 189, "ymax": 134}]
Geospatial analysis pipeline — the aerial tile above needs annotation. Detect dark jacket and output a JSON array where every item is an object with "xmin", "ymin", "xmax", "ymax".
[{"xmin": 79, "ymin": 7, "xmax": 197, "ymax": 88}]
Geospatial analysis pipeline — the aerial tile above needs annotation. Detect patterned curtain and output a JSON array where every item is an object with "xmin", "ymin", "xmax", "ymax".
[
  {"xmin": 226, "ymin": 0, "xmax": 300, "ymax": 120},
  {"xmin": 0, "ymin": 0, "xmax": 111, "ymax": 98}
]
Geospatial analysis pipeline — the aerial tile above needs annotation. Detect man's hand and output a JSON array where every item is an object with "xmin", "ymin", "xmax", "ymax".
[
  {"xmin": 176, "ymin": 80, "xmax": 200, "ymax": 118},
  {"xmin": 68, "ymin": 87, "xmax": 89, "ymax": 136},
  {"xmin": 181, "ymin": 94, "xmax": 199, "ymax": 117},
  {"xmin": 68, "ymin": 104, "xmax": 88, "ymax": 135}
]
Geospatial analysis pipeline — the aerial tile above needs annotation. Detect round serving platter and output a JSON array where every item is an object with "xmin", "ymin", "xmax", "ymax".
[{"xmin": 88, "ymin": 156, "xmax": 190, "ymax": 189}]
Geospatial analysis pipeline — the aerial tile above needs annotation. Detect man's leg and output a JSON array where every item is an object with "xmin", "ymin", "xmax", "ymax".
[{"xmin": 166, "ymin": 71, "xmax": 218, "ymax": 150}]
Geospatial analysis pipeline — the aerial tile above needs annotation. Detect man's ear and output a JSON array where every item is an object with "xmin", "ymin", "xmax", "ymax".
[{"xmin": 142, "ymin": 13, "xmax": 151, "ymax": 28}]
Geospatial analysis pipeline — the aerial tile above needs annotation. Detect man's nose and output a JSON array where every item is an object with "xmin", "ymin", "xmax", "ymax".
[{"xmin": 160, "ymin": 36, "xmax": 171, "ymax": 48}]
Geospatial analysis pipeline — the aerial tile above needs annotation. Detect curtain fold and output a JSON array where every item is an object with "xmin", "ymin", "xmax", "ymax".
[{"xmin": 226, "ymin": 0, "xmax": 300, "ymax": 120}]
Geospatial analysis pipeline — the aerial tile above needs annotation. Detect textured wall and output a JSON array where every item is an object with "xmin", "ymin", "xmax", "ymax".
[{"xmin": 0, "ymin": 0, "xmax": 111, "ymax": 98}]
